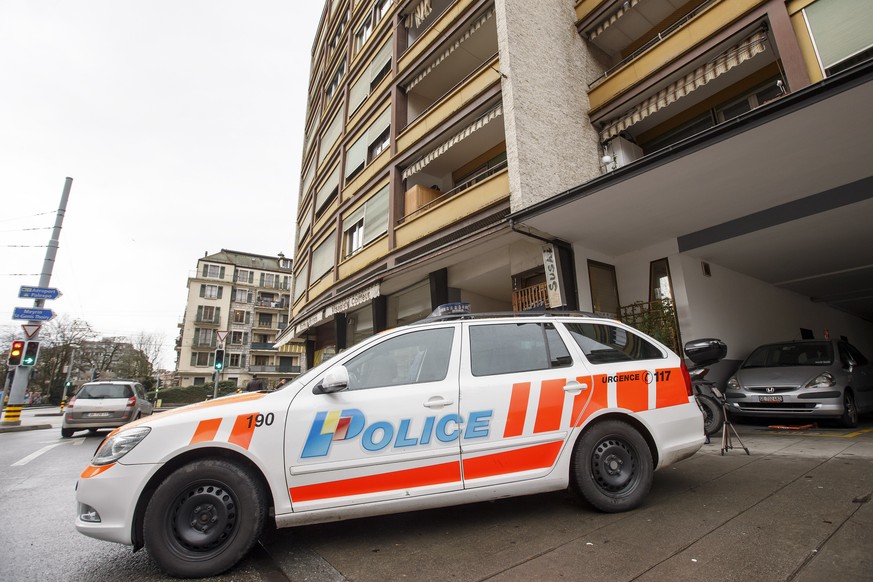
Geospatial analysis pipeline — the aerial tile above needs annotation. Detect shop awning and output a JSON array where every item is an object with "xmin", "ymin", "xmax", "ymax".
[
  {"xmin": 404, "ymin": 9, "xmax": 494, "ymax": 92},
  {"xmin": 278, "ymin": 342, "xmax": 306, "ymax": 353},
  {"xmin": 402, "ymin": 105, "xmax": 503, "ymax": 179},
  {"xmin": 600, "ymin": 30, "xmax": 768, "ymax": 142}
]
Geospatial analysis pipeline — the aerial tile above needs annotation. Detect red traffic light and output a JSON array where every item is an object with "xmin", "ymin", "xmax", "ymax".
[{"xmin": 8, "ymin": 341, "xmax": 24, "ymax": 366}]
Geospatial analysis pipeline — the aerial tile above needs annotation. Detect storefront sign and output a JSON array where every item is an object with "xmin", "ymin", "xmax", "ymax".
[
  {"xmin": 323, "ymin": 284, "xmax": 381, "ymax": 318},
  {"xmin": 542, "ymin": 244, "xmax": 565, "ymax": 308}
]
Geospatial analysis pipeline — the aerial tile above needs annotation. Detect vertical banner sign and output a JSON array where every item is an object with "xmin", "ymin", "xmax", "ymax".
[{"xmin": 542, "ymin": 244, "xmax": 565, "ymax": 308}]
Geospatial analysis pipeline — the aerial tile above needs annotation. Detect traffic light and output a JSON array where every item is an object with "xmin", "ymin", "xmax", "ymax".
[
  {"xmin": 214, "ymin": 349, "xmax": 225, "ymax": 371},
  {"xmin": 65, "ymin": 380, "xmax": 73, "ymax": 389},
  {"xmin": 8, "ymin": 341, "xmax": 24, "ymax": 366},
  {"xmin": 21, "ymin": 341, "xmax": 40, "ymax": 366}
]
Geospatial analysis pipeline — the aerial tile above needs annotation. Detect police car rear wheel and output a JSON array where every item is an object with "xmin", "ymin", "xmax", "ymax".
[
  {"xmin": 572, "ymin": 420, "xmax": 653, "ymax": 513},
  {"xmin": 143, "ymin": 459, "xmax": 267, "ymax": 578}
]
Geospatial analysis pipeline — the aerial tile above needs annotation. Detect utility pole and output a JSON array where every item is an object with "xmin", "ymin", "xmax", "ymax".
[
  {"xmin": 60, "ymin": 347, "xmax": 77, "ymax": 411},
  {"xmin": 2, "ymin": 177, "xmax": 72, "ymax": 426}
]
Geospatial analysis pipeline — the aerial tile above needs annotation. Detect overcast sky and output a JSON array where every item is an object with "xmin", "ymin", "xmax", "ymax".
[{"xmin": 1, "ymin": 1, "xmax": 324, "ymax": 368}]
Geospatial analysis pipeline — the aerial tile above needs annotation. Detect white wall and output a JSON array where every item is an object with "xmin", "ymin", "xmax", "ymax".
[{"xmin": 569, "ymin": 241, "xmax": 873, "ymax": 362}]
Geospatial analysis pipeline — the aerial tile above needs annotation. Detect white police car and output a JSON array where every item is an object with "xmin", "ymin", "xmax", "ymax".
[{"xmin": 76, "ymin": 308, "xmax": 705, "ymax": 577}]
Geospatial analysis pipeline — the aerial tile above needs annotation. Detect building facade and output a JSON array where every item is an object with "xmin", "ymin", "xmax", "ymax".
[
  {"xmin": 176, "ymin": 250, "xmax": 304, "ymax": 388},
  {"xmin": 286, "ymin": 0, "xmax": 873, "ymax": 375}
]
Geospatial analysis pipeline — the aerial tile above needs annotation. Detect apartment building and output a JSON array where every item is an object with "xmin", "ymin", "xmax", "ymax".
[
  {"xmin": 176, "ymin": 250, "xmax": 304, "ymax": 388},
  {"xmin": 284, "ymin": 0, "xmax": 873, "ymax": 373}
]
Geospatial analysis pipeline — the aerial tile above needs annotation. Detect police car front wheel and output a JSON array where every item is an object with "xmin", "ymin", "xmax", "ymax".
[
  {"xmin": 571, "ymin": 420, "xmax": 653, "ymax": 513},
  {"xmin": 143, "ymin": 458, "xmax": 267, "ymax": 578}
]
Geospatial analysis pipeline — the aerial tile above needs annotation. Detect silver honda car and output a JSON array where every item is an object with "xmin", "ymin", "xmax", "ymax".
[{"xmin": 725, "ymin": 340, "xmax": 873, "ymax": 427}]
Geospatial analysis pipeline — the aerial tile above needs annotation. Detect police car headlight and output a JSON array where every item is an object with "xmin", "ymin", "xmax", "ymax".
[{"xmin": 92, "ymin": 427, "xmax": 151, "ymax": 466}]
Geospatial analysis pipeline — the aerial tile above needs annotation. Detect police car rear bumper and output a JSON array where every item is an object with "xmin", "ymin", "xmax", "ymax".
[
  {"xmin": 641, "ymin": 401, "xmax": 706, "ymax": 467},
  {"xmin": 75, "ymin": 462, "xmax": 158, "ymax": 545}
]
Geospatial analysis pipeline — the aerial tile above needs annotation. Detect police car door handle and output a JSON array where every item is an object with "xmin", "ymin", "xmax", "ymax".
[
  {"xmin": 423, "ymin": 396, "xmax": 454, "ymax": 408},
  {"xmin": 563, "ymin": 380, "xmax": 589, "ymax": 393}
]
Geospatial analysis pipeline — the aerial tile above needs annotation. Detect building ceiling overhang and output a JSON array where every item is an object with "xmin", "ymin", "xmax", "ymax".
[{"xmin": 511, "ymin": 61, "xmax": 873, "ymax": 322}]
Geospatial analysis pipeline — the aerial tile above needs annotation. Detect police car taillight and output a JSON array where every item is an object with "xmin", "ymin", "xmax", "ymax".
[{"xmin": 680, "ymin": 361, "xmax": 693, "ymax": 397}]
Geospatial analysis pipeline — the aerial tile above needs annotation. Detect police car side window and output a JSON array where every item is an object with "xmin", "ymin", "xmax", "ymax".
[
  {"xmin": 344, "ymin": 327, "xmax": 454, "ymax": 390},
  {"xmin": 470, "ymin": 322, "xmax": 572, "ymax": 377},
  {"xmin": 565, "ymin": 322, "xmax": 663, "ymax": 364}
]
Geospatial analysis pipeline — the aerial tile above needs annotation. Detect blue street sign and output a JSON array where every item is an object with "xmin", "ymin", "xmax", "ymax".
[
  {"xmin": 12, "ymin": 307, "xmax": 56, "ymax": 321},
  {"xmin": 18, "ymin": 286, "xmax": 62, "ymax": 300}
]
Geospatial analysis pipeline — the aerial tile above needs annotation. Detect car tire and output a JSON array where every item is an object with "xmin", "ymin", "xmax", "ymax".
[
  {"xmin": 571, "ymin": 420, "xmax": 653, "ymax": 513},
  {"xmin": 61, "ymin": 428, "xmax": 74, "ymax": 438},
  {"xmin": 143, "ymin": 458, "xmax": 267, "ymax": 578},
  {"xmin": 839, "ymin": 391, "xmax": 858, "ymax": 428}
]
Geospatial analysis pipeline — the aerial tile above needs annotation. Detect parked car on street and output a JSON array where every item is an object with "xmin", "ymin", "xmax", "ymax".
[
  {"xmin": 725, "ymin": 339, "xmax": 873, "ymax": 427},
  {"xmin": 62, "ymin": 381, "xmax": 153, "ymax": 438},
  {"xmin": 74, "ymin": 307, "xmax": 705, "ymax": 578}
]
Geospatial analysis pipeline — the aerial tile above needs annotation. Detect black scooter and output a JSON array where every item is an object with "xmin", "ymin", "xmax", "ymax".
[{"xmin": 684, "ymin": 338, "xmax": 727, "ymax": 438}]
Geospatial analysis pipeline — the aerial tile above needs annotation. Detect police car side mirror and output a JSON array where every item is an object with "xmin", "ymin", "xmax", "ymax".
[{"xmin": 313, "ymin": 365, "xmax": 350, "ymax": 395}]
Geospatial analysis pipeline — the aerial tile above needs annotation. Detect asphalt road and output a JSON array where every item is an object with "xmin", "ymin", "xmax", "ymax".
[{"xmin": 1, "ymin": 408, "xmax": 871, "ymax": 581}]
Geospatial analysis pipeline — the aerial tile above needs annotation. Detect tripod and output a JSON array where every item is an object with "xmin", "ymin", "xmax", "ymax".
[{"xmin": 712, "ymin": 387, "xmax": 749, "ymax": 455}]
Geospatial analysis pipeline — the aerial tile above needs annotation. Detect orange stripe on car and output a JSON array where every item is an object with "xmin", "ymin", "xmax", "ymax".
[
  {"xmin": 656, "ymin": 368, "xmax": 687, "ymax": 408},
  {"xmin": 228, "ymin": 413, "xmax": 258, "ymax": 450},
  {"xmin": 533, "ymin": 379, "xmax": 566, "ymax": 433},
  {"xmin": 289, "ymin": 461, "xmax": 462, "ymax": 502},
  {"xmin": 575, "ymin": 375, "xmax": 608, "ymax": 427},
  {"xmin": 503, "ymin": 382, "xmax": 530, "ymax": 438},
  {"xmin": 80, "ymin": 464, "xmax": 114, "ymax": 479},
  {"xmin": 617, "ymin": 372, "xmax": 649, "ymax": 412},
  {"xmin": 189, "ymin": 418, "xmax": 222, "ymax": 444},
  {"xmin": 463, "ymin": 440, "xmax": 563, "ymax": 480}
]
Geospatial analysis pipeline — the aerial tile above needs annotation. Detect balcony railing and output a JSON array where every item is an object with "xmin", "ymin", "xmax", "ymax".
[
  {"xmin": 249, "ymin": 365, "xmax": 301, "ymax": 374},
  {"xmin": 512, "ymin": 282, "xmax": 549, "ymax": 312},
  {"xmin": 250, "ymin": 342, "xmax": 276, "ymax": 350},
  {"xmin": 587, "ymin": 0, "xmax": 718, "ymax": 90},
  {"xmin": 399, "ymin": 160, "xmax": 508, "ymax": 224}
]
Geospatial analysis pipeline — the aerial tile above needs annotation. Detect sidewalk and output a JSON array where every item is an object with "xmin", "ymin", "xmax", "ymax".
[{"xmin": 0, "ymin": 406, "xmax": 58, "ymax": 433}]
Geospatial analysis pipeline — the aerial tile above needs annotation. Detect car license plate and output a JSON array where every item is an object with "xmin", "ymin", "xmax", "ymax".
[
  {"xmin": 87, "ymin": 412, "xmax": 111, "ymax": 417},
  {"xmin": 758, "ymin": 395, "xmax": 783, "ymax": 403}
]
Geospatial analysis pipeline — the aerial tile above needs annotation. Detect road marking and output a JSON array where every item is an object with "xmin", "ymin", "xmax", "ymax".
[
  {"xmin": 11, "ymin": 438, "xmax": 86, "ymax": 466},
  {"xmin": 12, "ymin": 443, "xmax": 64, "ymax": 466}
]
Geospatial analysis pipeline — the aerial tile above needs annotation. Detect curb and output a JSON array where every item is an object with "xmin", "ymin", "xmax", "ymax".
[{"xmin": 0, "ymin": 424, "xmax": 53, "ymax": 434}]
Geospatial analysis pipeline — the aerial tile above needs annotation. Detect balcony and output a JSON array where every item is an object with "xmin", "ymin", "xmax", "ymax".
[
  {"xmin": 250, "ymin": 342, "xmax": 277, "ymax": 351},
  {"xmin": 254, "ymin": 300, "xmax": 287, "ymax": 310},
  {"xmin": 249, "ymin": 365, "xmax": 301, "ymax": 374}
]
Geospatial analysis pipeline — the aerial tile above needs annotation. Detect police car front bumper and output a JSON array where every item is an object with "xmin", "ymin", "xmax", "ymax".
[{"xmin": 75, "ymin": 462, "xmax": 159, "ymax": 545}]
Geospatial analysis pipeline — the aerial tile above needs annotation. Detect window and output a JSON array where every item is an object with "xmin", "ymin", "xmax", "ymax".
[
  {"xmin": 565, "ymin": 323, "xmax": 664, "ymax": 364},
  {"xmin": 715, "ymin": 79, "xmax": 783, "ymax": 123},
  {"xmin": 354, "ymin": 16, "xmax": 374, "ymax": 52},
  {"xmin": 588, "ymin": 260, "xmax": 620, "ymax": 319},
  {"xmin": 233, "ymin": 288, "xmax": 251, "ymax": 303},
  {"xmin": 298, "ymin": 204, "xmax": 313, "ymax": 243},
  {"xmin": 328, "ymin": 11, "xmax": 348, "ymax": 52},
  {"xmin": 326, "ymin": 60, "xmax": 346, "ymax": 101},
  {"xmin": 315, "ymin": 166, "xmax": 341, "ymax": 215},
  {"xmin": 311, "ymin": 232, "xmax": 336, "ymax": 282},
  {"xmin": 228, "ymin": 353, "xmax": 242, "ymax": 368},
  {"xmin": 344, "ymin": 217, "xmax": 365, "ymax": 256},
  {"xmin": 342, "ymin": 185, "xmax": 389, "ymax": 257},
  {"xmin": 469, "ymin": 323, "xmax": 571, "ymax": 377},
  {"xmin": 194, "ymin": 328, "xmax": 215, "ymax": 347},
  {"xmin": 319, "ymin": 111, "xmax": 343, "ymax": 164},
  {"xmin": 191, "ymin": 351, "xmax": 215, "ymax": 367},
  {"xmin": 197, "ymin": 305, "xmax": 219, "ymax": 323},
  {"xmin": 344, "ymin": 107, "xmax": 391, "ymax": 179},
  {"xmin": 203, "ymin": 264, "xmax": 226, "ymax": 279},
  {"xmin": 236, "ymin": 269, "xmax": 253, "ymax": 283},
  {"xmin": 344, "ymin": 327, "xmax": 454, "ymax": 390},
  {"xmin": 349, "ymin": 38, "xmax": 392, "ymax": 114},
  {"xmin": 294, "ymin": 265, "xmax": 308, "ymax": 302},
  {"xmin": 804, "ymin": 0, "xmax": 873, "ymax": 76},
  {"xmin": 233, "ymin": 310, "xmax": 247, "ymax": 324},
  {"xmin": 230, "ymin": 331, "xmax": 246, "ymax": 345},
  {"xmin": 201, "ymin": 284, "xmax": 222, "ymax": 299},
  {"xmin": 649, "ymin": 258, "xmax": 673, "ymax": 303},
  {"xmin": 258, "ymin": 315, "xmax": 273, "ymax": 328},
  {"xmin": 368, "ymin": 128, "xmax": 390, "ymax": 161},
  {"xmin": 262, "ymin": 273, "xmax": 276, "ymax": 288}
]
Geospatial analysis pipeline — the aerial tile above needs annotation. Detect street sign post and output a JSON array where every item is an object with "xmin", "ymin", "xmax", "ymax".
[
  {"xmin": 12, "ymin": 307, "xmax": 56, "ymax": 322},
  {"xmin": 18, "ymin": 286, "xmax": 62, "ymax": 300},
  {"xmin": 21, "ymin": 324, "xmax": 41, "ymax": 339}
]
